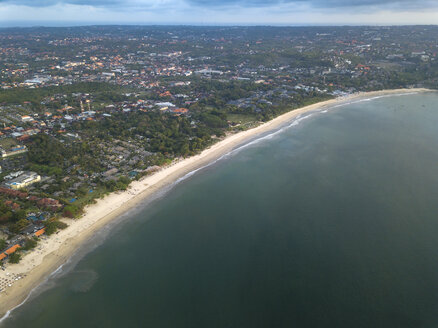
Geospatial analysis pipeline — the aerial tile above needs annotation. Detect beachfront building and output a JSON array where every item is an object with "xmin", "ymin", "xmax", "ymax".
[
  {"xmin": 195, "ymin": 68, "xmax": 223, "ymax": 75},
  {"xmin": 0, "ymin": 244, "xmax": 20, "ymax": 262},
  {"xmin": 0, "ymin": 145, "xmax": 28, "ymax": 158},
  {"xmin": 4, "ymin": 172, "xmax": 41, "ymax": 190}
]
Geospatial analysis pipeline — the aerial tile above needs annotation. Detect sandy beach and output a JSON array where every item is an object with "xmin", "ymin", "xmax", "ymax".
[{"xmin": 0, "ymin": 88, "xmax": 431, "ymax": 320}]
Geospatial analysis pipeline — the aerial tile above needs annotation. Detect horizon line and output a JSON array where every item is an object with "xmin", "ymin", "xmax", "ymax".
[{"xmin": 1, "ymin": 22, "xmax": 438, "ymax": 29}]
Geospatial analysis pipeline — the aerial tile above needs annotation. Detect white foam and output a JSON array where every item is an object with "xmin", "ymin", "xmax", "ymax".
[
  {"xmin": 0, "ymin": 261, "xmax": 66, "ymax": 324},
  {"xmin": 168, "ymin": 112, "xmax": 316, "ymax": 190},
  {"xmin": 330, "ymin": 91, "xmax": 419, "ymax": 110}
]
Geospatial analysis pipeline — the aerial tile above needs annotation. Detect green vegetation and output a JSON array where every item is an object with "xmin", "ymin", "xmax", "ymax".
[
  {"xmin": 0, "ymin": 83, "xmax": 134, "ymax": 108},
  {"xmin": 0, "ymin": 138, "xmax": 18, "ymax": 149},
  {"xmin": 0, "ymin": 203, "xmax": 26, "ymax": 224},
  {"xmin": 11, "ymin": 219, "xmax": 30, "ymax": 234},
  {"xmin": 44, "ymin": 220, "xmax": 68, "ymax": 236},
  {"xmin": 8, "ymin": 252, "xmax": 21, "ymax": 264},
  {"xmin": 227, "ymin": 113, "xmax": 258, "ymax": 125},
  {"xmin": 28, "ymin": 164, "xmax": 63, "ymax": 177},
  {"xmin": 1, "ymin": 25, "xmax": 438, "ymax": 250},
  {"xmin": 22, "ymin": 237, "xmax": 38, "ymax": 251},
  {"xmin": 63, "ymin": 204, "xmax": 81, "ymax": 218}
]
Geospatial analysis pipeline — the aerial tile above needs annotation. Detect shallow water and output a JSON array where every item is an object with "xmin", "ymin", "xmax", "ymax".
[{"xmin": 3, "ymin": 92, "xmax": 438, "ymax": 328}]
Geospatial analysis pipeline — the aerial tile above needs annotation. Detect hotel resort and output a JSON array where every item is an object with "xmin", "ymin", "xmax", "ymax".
[
  {"xmin": 0, "ymin": 145, "xmax": 28, "ymax": 158},
  {"xmin": 4, "ymin": 172, "xmax": 41, "ymax": 190}
]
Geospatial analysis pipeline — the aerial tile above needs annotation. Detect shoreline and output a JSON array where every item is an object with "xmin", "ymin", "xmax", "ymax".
[{"xmin": 0, "ymin": 87, "xmax": 432, "ymax": 321}]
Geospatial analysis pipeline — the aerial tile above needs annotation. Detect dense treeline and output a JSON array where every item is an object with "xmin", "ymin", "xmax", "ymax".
[
  {"xmin": 0, "ymin": 83, "xmax": 134, "ymax": 107},
  {"xmin": 27, "ymin": 133, "xmax": 104, "ymax": 174},
  {"xmin": 76, "ymin": 110, "xmax": 222, "ymax": 157}
]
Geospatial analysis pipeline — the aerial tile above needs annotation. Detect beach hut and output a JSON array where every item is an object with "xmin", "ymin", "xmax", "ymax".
[
  {"xmin": 35, "ymin": 228, "xmax": 45, "ymax": 237},
  {"xmin": 5, "ymin": 244, "xmax": 20, "ymax": 255}
]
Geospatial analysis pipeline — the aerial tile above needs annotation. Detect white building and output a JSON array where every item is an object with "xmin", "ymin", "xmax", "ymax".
[
  {"xmin": 0, "ymin": 145, "xmax": 28, "ymax": 158},
  {"xmin": 4, "ymin": 172, "xmax": 41, "ymax": 190}
]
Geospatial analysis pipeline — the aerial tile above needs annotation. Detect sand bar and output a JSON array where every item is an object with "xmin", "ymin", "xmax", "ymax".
[{"xmin": 0, "ymin": 88, "xmax": 432, "ymax": 321}]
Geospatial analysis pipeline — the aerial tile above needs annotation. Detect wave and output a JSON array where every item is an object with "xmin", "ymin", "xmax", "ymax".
[
  {"xmin": 0, "ymin": 260, "xmax": 67, "ymax": 325},
  {"xmin": 330, "ymin": 91, "xmax": 419, "ymax": 109},
  {"xmin": 0, "ymin": 218, "xmax": 122, "ymax": 324},
  {"xmin": 170, "ymin": 112, "xmax": 316, "ymax": 187}
]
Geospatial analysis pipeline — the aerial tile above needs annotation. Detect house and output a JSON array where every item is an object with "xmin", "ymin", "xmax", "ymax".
[
  {"xmin": 4, "ymin": 171, "xmax": 41, "ymax": 190},
  {"xmin": 104, "ymin": 168, "xmax": 118, "ymax": 177},
  {"xmin": 35, "ymin": 228, "xmax": 45, "ymax": 237},
  {"xmin": 5, "ymin": 244, "xmax": 20, "ymax": 255},
  {"xmin": 0, "ymin": 145, "xmax": 28, "ymax": 158},
  {"xmin": 195, "ymin": 68, "xmax": 223, "ymax": 75},
  {"xmin": 155, "ymin": 102, "xmax": 175, "ymax": 110},
  {"xmin": 21, "ymin": 225, "xmax": 38, "ymax": 236},
  {"xmin": 0, "ymin": 187, "xmax": 28, "ymax": 199},
  {"xmin": 4, "ymin": 200, "xmax": 20, "ymax": 210},
  {"xmin": 173, "ymin": 108, "xmax": 189, "ymax": 115},
  {"xmin": 27, "ymin": 213, "xmax": 47, "ymax": 222},
  {"xmin": 21, "ymin": 115, "xmax": 32, "ymax": 122},
  {"xmin": 37, "ymin": 198, "xmax": 62, "ymax": 211}
]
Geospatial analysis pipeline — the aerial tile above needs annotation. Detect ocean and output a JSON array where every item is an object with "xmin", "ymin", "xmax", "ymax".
[{"xmin": 2, "ymin": 92, "xmax": 438, "ymax": 327}]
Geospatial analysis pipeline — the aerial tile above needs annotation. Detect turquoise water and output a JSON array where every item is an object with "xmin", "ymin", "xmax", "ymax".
[{"xmin": 3, "ymin": 92, "xmax": 438, "ymax": 327}]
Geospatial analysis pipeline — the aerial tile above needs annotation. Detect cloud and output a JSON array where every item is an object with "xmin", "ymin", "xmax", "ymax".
[
  {"xmin": 0, "ymin": 0, "xmax": 124, "ymax": 6},
  {"xmin": 1, "ymin": 0, "xmax": 438, "ymax": 26},
  {"xmin": 4, "ymin": 0, "xmax": 132, "ymax": 6},
  {"xmin": 2, "ymin": 0, "xmax": 437, "ymax": 9},
  {"xmin": 186, "ymin": 0, "xmax": 438, "ymax": 10},
  {"xmin": 0, "ymin": 0, "xmax": 182, "ymax": 11}
]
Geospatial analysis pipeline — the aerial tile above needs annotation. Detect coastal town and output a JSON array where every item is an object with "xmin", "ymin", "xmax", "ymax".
[{"xmin": 0, "ymin": 25, "xmax": 437, "ymax": 285}]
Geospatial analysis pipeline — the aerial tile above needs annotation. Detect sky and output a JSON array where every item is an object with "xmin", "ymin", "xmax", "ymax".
[{"xmin": 0, "ymin": 0, "xmax": 437, "ymax": 26}]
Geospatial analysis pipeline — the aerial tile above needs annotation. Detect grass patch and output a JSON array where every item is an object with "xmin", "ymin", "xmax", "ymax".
[
  {"xmin": 0, "ymin": 138, "xmax": 18, "ymax": 149},
  {"xmin": 227, "ymin": 113, "xmax": 258, "ymax": 125}
]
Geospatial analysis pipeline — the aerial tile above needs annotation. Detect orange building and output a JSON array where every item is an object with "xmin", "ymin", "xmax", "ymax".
[
  {"xmin": 5, "ymin": 244, "xmax": 20, "ymax": 255},
  {"xmin": 35, "ymin": 228, "xmax": 46, "ymax": 237}
]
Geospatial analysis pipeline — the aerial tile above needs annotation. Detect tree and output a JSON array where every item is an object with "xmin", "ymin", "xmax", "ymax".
[
  {"xmin": 44, "ymin": 220, "xmax": 68, "ymax": 235},
  {"xmin": 12, "ymin": 209, "xmax": 27, "ymax": 222},
  {"xmin": 22, "ymin": 238, "xmax": 37, "ymax": 251},
  {"xmin": 45, "ymin": 221, "xmax": 58, "ymax": 235},
  {"xmin": 11, "ymin": 219, "xmax": 29, "ymax": 233},
  {"xmin": 63, "ymin": 204, "xmax": 80, "ymax": 218},
  {"xmin": 0, "ymin": 238, "xmax": 5, "ymax": 251},
  {"xmin": 9, "ymin": 252, "xmax": 21, "ymax": 264}
]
